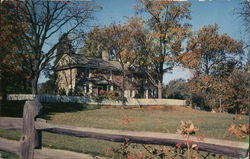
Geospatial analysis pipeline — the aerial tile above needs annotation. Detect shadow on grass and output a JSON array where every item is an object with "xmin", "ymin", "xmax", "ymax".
[
  {"xmin": 0, "ymin": 101, "xmax": 25, "ymax": 117},
  {"xmin": 41, "ymin": 103, "xmax": 100, "ymax": 120},
  {"xmin": 0, "ymin": 100, "xmax": 100, "ymax": 120}
]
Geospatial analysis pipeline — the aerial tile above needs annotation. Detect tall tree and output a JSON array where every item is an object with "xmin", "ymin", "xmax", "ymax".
[
  {"xmin": 136, "ymin": 0, "xmax": 192, "ymax": 98},
  {"xmin": 82, "ymin": 18, "xmax": 150, "ymax": 103},
  {"xmin": 180, "ymin": 24, "xmax": 244, "ymax": 77},
  {"xmin": 181, "ymin": 24, "xmax": 244, "ymax": 110},
  {"xmin": 0, "ymin": 0, "xmax": 30, "ymax": 115},
  {"xmin": 14, "ymin": 0, "xmax": 97, "ymax": 94},
  {"xmin": 80, "ymin": 27, "xmax": 107, "ymax": 58},
  {"xmin": 0, "ymin": 1, "xmax": 30, "ymax": 94},
  {"xmin": 222, "ymin": 69, "xmax": 249, "ymax": 113},
  {"xmin": 55, "ymin": 34, "xmax": 75, "ymax": 65},
  {"xmin": 237, "ymin": 1, "xmax": 250, "ymax": 40},
  {"xmin": 82, "ymin": 17, "xmax": 153, "ymax": 64},
  {"xmin": 237, "ymin": 1, "xmax": 250, "ymax": 72}
]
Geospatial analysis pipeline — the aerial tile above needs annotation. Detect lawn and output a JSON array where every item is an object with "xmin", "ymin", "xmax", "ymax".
[{"xmin": 0, "ymin": 101, "xmax": 249, "ymax": 158}]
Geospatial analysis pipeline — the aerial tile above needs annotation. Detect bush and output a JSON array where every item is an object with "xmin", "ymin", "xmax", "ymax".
[
  {"xmin": 58, "ymin": 88, "xmax": 66, "ymax": 96},
  {"xmin": 92, "ymin": 90, "xmax": 123, "ymax": 102}
]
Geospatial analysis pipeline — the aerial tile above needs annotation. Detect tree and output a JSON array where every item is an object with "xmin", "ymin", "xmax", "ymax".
[
  {"xmin": 80, "ymin": 27, "xmax": 107, "ymax": 58},
  {"xmin": 181, "ymin": 24, "xmax": 244, "ymax": 77},
  {"xmin": 82, "ymin": 17, "xmax": 154, "ymax": 66},
  {"xmin": 237, "ymin": 1, "xmax": 250, "ymax": 73},
  {"xmin": 0, "ymin": 0, "xmax": 32, "ymax": 100},
  {"xmin": 181, "ymin": 24, "xmax": 244, "ymax": 110},
  {"xmin": 237, "ymin": 1, "xmax": 250, "ymax": 44},
  {"xmin": 82, "ymin": 17, "xmax": 151, "ymax": 103},
  {"xmin": 14, "ymin": 0, "xmax": 97, "ymax": 94},
  {"xmin": 164, "ymin": 79, "xmax": 189, "ymax": 99},
  {"xmin": 48, "ymin": 34, "xmax": 76, "ymax": 95},
  {"xmin": 95, "ymin": 23, "xmax": 134, "ymax": 104},
  {"xmin": 55, "ymin": 34, "xmax": 75, "ymax": 65},
  {"xmin": 136, "ymin": 0, "xmax": 192, "ymax": 98},
  {"xmin": 124, "ymin": 17, "xmax": 160, "ymax": 91},
  {"xmin": 241, "ymin": 1, "xmax": 250, "ymax": 29},
  {"xmin": 38, "ymin": 73, "xmax": 57, "ymax": 95},
  {"xmin": 222, "ymin": 69, "xmax": 249, "ymax": 114}
]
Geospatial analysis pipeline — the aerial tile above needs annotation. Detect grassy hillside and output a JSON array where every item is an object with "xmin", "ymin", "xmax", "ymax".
[{"xmin": 0, "ymin": 101, "xmax": 249, "ymax": 158}]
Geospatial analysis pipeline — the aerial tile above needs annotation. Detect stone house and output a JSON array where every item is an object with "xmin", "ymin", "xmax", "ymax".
[{"xmin": 55, "ymin": 52, "xmax": 158, "ymax": 98}]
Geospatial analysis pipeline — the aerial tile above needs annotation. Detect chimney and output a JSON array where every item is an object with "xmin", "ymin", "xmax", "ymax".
[{"xmin": 102, "ymin": 51, "xmax": 109, "ymax": 61}]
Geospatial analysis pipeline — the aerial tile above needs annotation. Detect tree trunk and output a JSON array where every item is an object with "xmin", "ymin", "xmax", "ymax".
[
  {"xmin": 0, "ymin": 76, "xmax": 7, "ymax": 116},
  {"xmin": 31, "ymin": 74, "xmax": 39, "ymax": 95},
  {"xmin": 121, "ymin": 71, "xmax": 125, "ymax": 106},
  {"xmin": 158, "ymin": 62, "xmax": 164, "ymax": 99},
  {"xmin": 157, "ymin": 81, "xmax": 162, "ymax": 99}
]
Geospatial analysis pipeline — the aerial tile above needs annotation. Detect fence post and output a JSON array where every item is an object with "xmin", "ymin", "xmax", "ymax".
[{"xmin": 19, "ymin": 99, "xmax": 43, "ymax": 159}]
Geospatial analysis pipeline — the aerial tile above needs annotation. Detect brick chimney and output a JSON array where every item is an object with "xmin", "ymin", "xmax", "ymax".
[{"xmin": 102, "ymin": 51, "xmax": 109, "ymax": 61}]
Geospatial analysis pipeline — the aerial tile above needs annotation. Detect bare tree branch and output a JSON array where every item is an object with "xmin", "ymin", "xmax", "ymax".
[{"xmin": 16, "ymin": 0, "xmax": 97, "ymax": 94}]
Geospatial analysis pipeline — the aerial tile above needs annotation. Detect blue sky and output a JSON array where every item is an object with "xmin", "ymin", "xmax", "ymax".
[
  {"xmin": 39, "ymin": 0, "xmax": 245, "ymax": 84},
  {"xmin": 93, "ymin": 0, "xmax": 244, "ymax": 39}
]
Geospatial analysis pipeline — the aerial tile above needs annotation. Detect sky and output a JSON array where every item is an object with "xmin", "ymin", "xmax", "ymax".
[
  {"xmin": 39, "ymin": 0, "xmax": 245, "ymax": 85},
  {"xmin": 93, "ymin": 0, "xmax": 244, "ymax": 39}
]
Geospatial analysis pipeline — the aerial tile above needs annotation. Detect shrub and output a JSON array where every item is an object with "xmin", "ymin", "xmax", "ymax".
[{"xmin": 58, "ymin": 88, "xmax": 66, "ymax": 96}]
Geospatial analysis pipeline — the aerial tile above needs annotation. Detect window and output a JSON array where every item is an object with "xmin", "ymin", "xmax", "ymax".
[
  {"xmin": 89, "ymin": 69, "xmax": 92, "ymax": 78},
  {"xmin": 145, "ymin": 89, "xmax": 149, "ymax": 99},
  {"xmin": 128, "ymin": 74, "xmax": 133, "ymax": 83},
  {"xmin": 151, "ymin": 88, "xmax": 157, "ymax": 97},
  {"xmin": 84, "ymin": 68, "xmax": 91, "ymax": 78},
  {"xmin": 124, "ymin": 90, "xmax": 129, "ymax": 97},
  {"xmin": 108, "ymin": 71, "xmax": 112, "ymax": 80},
  {"xmin": 109, "ymin": 85, "xmax": 114, "ymax": 91},
  {"xmin": 86, "ymin": 84, "xmax": 89, "ymax": 93},
  {"xmin": 88, "ymin": 83, "xmax": 93, "ymax": 94},
  {"xmin": 84, "ymin": 84, "xmax": 89, "ymax": 94},
  {"xmin": 130, "ymin": 90, "xmax": 133, "ymax": 97},
  {"xmin": 132, "ymin": 90, "xmax": 135, "ymax": 97},
  {"xmin": 127, "ymin": 90, "xmax": 130, "ymax": 97}
]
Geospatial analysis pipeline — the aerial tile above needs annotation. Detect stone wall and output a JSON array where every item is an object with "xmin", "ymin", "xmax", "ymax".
[
  {"xmin": 7, "ymin": 94, "xmax": 89, "ymax": 103},
  {"xmin": 7, "ymin": 94, "xmax": 186, "ymax": 106}
]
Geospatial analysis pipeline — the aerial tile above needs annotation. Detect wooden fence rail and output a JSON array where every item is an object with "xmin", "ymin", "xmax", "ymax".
[{"xmin": 0, "ymin": 100, "xmax": 248, "ymax": 159}]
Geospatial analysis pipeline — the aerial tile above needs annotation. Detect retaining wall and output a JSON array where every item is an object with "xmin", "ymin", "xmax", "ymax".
[{"xmin": 7, "ymin": 94, "xmax": 186, "ymax": 106}]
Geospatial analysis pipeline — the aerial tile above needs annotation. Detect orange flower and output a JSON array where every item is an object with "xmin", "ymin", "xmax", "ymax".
[{"xmin": 175, "ymin": 143, "xmax": 182, "ymax": 148}]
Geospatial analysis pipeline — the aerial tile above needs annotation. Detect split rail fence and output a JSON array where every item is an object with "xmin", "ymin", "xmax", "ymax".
[{"xmin": 0, "ymin": 100, "xmax": 248, "ymax": 159}]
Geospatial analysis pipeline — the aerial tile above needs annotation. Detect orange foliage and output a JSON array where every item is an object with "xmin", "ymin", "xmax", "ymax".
[
  {"xmin": 228, "ymin": 124, "xmax": 246, "ymax": 139},
  {"xmin": 177, "ymin": 120, "xmax": 199, "ymax": 137},
  {"xmin": 0, "ymin": 0, "xmax": 28, "ymax": 75},
  {"xmin": 121, "ymin": 116, "xmax": 135, "ymax": 127},
  {"xmin": 181, "ymin": 24, "xmax": 243, "ymax": 76}
]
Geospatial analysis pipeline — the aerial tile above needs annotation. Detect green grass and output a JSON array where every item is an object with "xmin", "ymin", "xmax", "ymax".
[
  {"xmin": 47, "ymin": 107, "xmax": 249, "ymax": 141},
  {"xmin": 0, "ymin": 101, "xmax": 249, "ymax": 158},
  {"xmin": 0, "ymin": 151, "xmax": 18, "ymax": 159}
]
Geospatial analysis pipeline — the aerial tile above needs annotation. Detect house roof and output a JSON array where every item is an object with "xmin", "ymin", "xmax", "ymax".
[{"xmin": 55, "ymin": 53, "xmax": 131, "ymax": 72}]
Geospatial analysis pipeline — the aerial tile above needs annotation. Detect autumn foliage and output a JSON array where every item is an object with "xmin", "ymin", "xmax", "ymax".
[
  {"xmin": 0, "ymin": 0, "xmax": 31, "ymax": 103},
  {"xmin": 177, "ymin": 24, "xmax": 247, "ymax": 113},
  {"xmin": 135, "ymin": 0, "xmax": 192, "ymax": 98}
]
